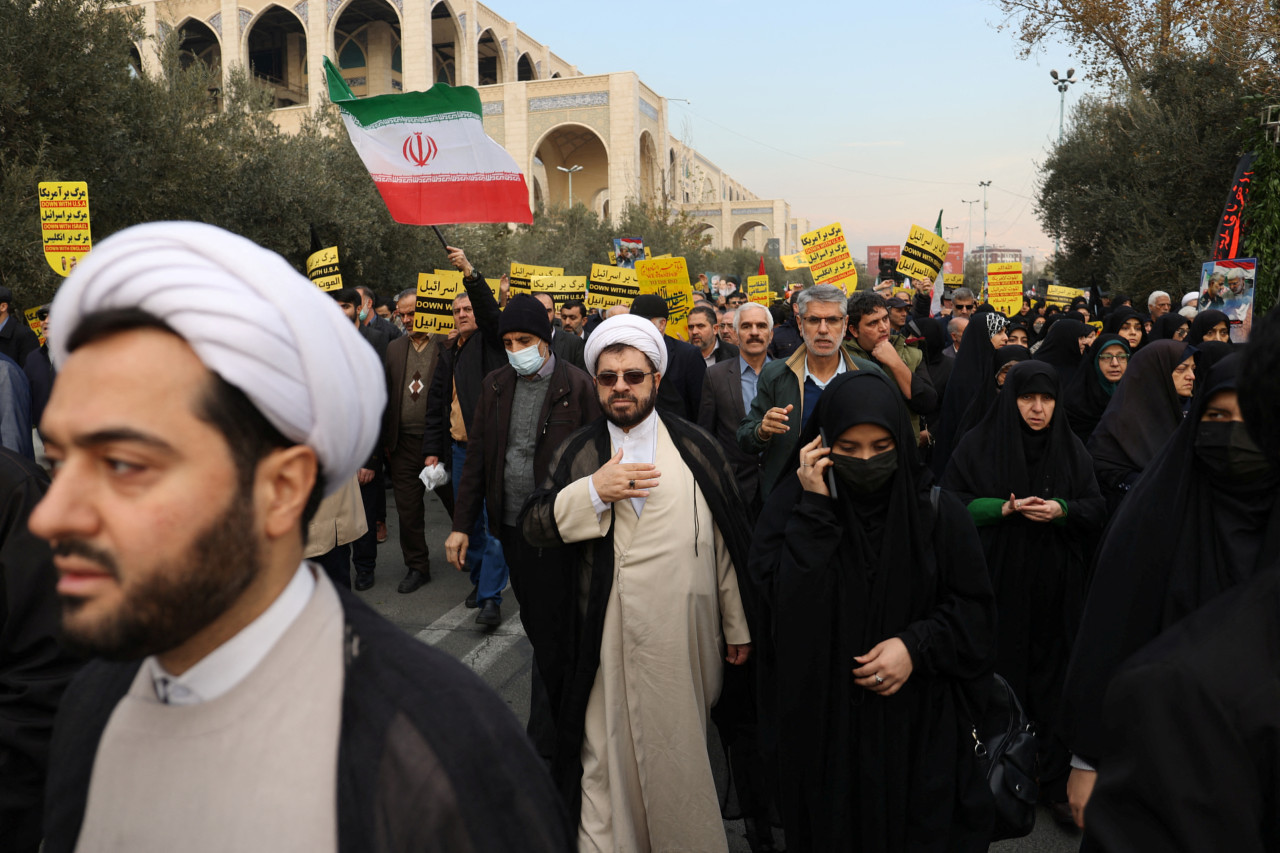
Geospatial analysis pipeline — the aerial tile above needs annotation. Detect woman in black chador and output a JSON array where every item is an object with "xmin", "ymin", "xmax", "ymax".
[
  {"xmin": 942, "ymin": 361, "xmax": 1104, "ymax": 823},
  {"xmin": 750, "ymin": 371, "xmax": 997, "ymax": 853}
]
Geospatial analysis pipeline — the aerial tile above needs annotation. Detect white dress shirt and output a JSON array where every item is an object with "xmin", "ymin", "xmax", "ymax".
[
  {"xmin": 145, "ymin": 562, "xmax": 316, "ymax": 705},
  {"xmin": 587, "ymin": 409, "xmax": 660, "ymax": 519}
]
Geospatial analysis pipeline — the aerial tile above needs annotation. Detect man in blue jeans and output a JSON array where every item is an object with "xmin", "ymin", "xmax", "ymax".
[{"xmin": 422, "ymin": 247, "xmax": 509, "ymax": 626}]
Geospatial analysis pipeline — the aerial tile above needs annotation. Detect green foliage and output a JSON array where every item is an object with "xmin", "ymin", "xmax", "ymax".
[
  {"xmin": 1242, "ymin": 127, "xmax": 1280, "ymax": 314},
  {"xmin": 1038, "ymin": 55, "xmax": 1257, "ymax": 306}
]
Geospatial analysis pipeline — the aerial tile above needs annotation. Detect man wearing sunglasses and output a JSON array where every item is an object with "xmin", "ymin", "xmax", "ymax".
[{"xmin": 521, "ymin": 313, "xmax": 753, "ymax": 853}]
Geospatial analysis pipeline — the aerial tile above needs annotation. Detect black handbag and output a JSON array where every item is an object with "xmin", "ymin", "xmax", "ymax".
[{"xmin": 964, "ymin": 672, "xmax": 1039, "ymax": 841}]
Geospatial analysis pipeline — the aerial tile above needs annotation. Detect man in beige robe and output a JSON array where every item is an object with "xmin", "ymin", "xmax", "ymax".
[{"xmin": 522, "ymin": 314, "xmax": 754, "ymax": 853}]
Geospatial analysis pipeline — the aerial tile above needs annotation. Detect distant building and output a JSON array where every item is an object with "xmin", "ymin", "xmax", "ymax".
[
  {"xmin": 972, "ymin": 246, "xmax": 1023, "ymax": 266},
  {"xmin": 123, "ymin": 0, "xmax": 808, "ymax": 251}
]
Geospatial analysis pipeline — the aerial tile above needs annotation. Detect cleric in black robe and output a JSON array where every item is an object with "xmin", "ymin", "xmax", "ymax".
[
  {"xmin": 942, "ymin": 362, "xmax": 1104, "ymax": 813},
  {"xmin": 1085, "ymin": 339, "xmax": 1189, "ymax": 510},
  {"xmin": 1060, "ymin": 353, "xmax": 1280, "ymax": 831},
  {"xmin": 931, "ymin": 311, "xmax": 1009, "ymax": 476},
  {"xmin": 1032, "ymin": 318, "xmax": 1092, "ymax": 389},
  {"xmin": 518, "ymin": 403, "xmax": 758, "ymax": 837},
  {"xmin": 750, "ymin": 371, "xmax": 997, "ymax": 853},
  {"xmin": 1063, "ymin": 333, "xmax": 1130, "ymax": 443}
]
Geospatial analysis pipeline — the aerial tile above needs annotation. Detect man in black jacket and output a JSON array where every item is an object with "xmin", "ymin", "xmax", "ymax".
[
  {"xmin": 422, "ymin": 248, "xmax": 509, "ymax": 618},
  {"xmin": 629, "ymin": 293, "xmax": 706, "ymax": 420},
  {"xmin": 0, "ymin": 287, "xmax": 40, "ymax": 369}
]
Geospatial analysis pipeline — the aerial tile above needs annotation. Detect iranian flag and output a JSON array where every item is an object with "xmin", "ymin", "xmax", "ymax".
[{"xmin": 324, "ymin": 58, "xmax": 532, "ymax": 225}]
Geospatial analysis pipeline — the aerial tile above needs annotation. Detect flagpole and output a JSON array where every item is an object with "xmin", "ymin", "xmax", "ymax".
[{"xmin": 430, "ymin": 225, "xmax": 451, "ymax": 252}]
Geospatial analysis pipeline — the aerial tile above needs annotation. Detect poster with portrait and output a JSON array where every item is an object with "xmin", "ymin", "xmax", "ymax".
[
  {"xmin": 1199, "ymin": 257, "xmax": 1256, "ymax": 342},
  {"xmin": 613, "ymin": 238, "xmax": 644, "ymax": 269}
]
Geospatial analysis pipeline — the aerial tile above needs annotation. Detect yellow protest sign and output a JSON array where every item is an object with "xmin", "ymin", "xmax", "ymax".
[
  {"xmin": 38, "ymin": 181, "xmax": 91, "ymax": 276},
  {"xmin": 644, "ymin": 247, "xmax": 653, "ymax": 260},
  {"xmin": 634, "ymin": 257, "xmax": 694, "ymax": 342},
  {"xmin": 509, "ymin": 263, "xmax": 563, "ymax": 297},
  {"xmin": 650, "ymin": 253, "xmax": 672, "ymax": 259},
  {"xmin": 23, "ymin": 306, "xmax": 46, "ymax": 346},
  {"xmin": 587, "ymin": 263, "xmax": 639, "ymax": 312},
  {"xmin": 531, "ymin": 275, "xmax": 588, "ymax": 310},
  {"xmin": 944, "ymin": 274, "xmax": 965, "ymax": 287},
  {"xmin": 780, "ymin": 252, "xmax": 810, "ymax": 271},
  {"xmin": 414, "ymin": 272, "xmax": 463, "ymax": 334},
  {"xmin": 897, "ymin": 225, "xmax": 949, "ymax": 282},
  {"xmin": 307, "ymin": 246, "xmax": 343, "ymax": 292},
  {"xmin": 1046, "ymin": 284, "xmax": 1085, "ymax": 306},
  {"xmin": 485, "ymin": 278, "xmax": 502, "ymax": 301},
  {"xmin": 986, "ymin": 262, "xmax": 1024, "ymax": 316},
  {"xmin": 800, "ymin": 223, "xmax": 857, "ymax": 293},
  {"xmin": 747, "ymin": 275, "xmax": 771, "ymax": 305}
]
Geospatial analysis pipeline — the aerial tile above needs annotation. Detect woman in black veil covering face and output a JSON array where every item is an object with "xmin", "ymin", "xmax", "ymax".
[
  {"xmin": 942, "ymin": 361, "xmax": 1105, "ymax": 824},
  {"xmin": 749, "ymin": 371, "xmax": 997, "ymax": 853},
  {"xmin": 1060, "ymin": 353, "xmax": 1280, "ymax": 830}
]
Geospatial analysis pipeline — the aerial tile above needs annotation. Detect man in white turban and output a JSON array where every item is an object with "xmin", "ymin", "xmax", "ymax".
[
  {"xmin": 31, "ymin": 223, "xmax": 568, "ymax": 853},
  {"xmin": 522, "ymin": 313, "xmax": 753, "ymax": 852}
]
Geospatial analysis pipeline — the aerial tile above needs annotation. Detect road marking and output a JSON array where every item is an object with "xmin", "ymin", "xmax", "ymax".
[{"xmin": 415, "ymin": 601, "xmax": 527, "ymax": 677}]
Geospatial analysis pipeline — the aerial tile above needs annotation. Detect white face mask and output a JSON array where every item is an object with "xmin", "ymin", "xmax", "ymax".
[{"xmin": 507, "ymin": 342, "xmax": 546, "ymax": 376}]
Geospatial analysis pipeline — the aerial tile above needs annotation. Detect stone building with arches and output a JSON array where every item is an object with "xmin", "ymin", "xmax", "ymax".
[{"xmin": 126, "ymin": 0, "xmax": 808, "ymax": 251}]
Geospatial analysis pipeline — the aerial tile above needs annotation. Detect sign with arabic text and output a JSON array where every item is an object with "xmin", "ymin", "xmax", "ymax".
[
  {"xmin": 635, "ymin": 256, "xmax": 694, "ymax": 341},
  {"xmin": 800, "ymin": 223, "xmax": 857, "ymax": 293},
  {"xmin": 897, "ymin": 225, "xmax": 949, "ymax": 282},
  {"xmin": 986, "ymin": 262, "xmax": 1023, "ymax": 316},
  {"xmin": 306, "ymin": 245, "xmax": 342, "ymax": 291},
  {"xmin": 413, "ymin": 272, "xmax": 463, "ymax": 334},
  {"xmin": 39, "ymin": 181, "xmax": 91, "ymax": 276},
  {"xmin": 747, "ymin": 275, "xmax": 771, "ymax": 305}
]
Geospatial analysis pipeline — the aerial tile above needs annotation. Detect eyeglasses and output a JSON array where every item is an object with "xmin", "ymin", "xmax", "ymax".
[
  {"xmin": 953, "ymin": 303, "xmax": 976, "ymax": 313},
  {"xmin": 801, "ymin": 314, "xmax": 844, "ymax": 328},
  {"xmin": 1099, "ymin": 354, "xmax": 1130, "ymax": 364},
  {"xmin": 595, "ymin": 370, "xmax": 655, "ymax": 387}
]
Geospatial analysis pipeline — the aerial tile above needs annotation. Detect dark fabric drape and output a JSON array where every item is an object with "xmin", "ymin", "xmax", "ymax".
[
  {"xmin": 952, "ymin": 345, "xmax": 1031, "ymax": 442},
  {"xmin": 932, "ymin": 312, "xmax": 1008, "ymax": 476},
  {"xmin": 1061, "ymin": 353, "xmax": 1280, "ymax": 766},
  {"xmin": 1150, "ymin": 313, "xmax": 1189, "ymax": 341},
  {"xmin": 750, "ymin": 371, "xmax": 997, "ymax": 853},
  {"xmin": 1033, "ymin": 319, "xmax": 1091, "ymax": 389},
  {"xmin": 1187, "ymin": 309, "xmax": 1229, "ymax": 346}
]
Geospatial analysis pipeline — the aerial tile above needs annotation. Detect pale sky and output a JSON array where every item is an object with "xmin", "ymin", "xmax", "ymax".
[{"xmin": 502, "ymin": 0, "xmax": 1094, "ymax": 265}]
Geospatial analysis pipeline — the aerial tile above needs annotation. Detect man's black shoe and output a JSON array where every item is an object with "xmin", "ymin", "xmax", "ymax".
[
  {"xmin": 354, "ymin": 571, "xmax": 375, "ymax": 591},
  {"xmin": 465, "ymin": 584, "xmax": 479, "ymax": 608},
  {"xmin": 397, "ymin": 569, "xmax": 430, "ymax": 594},
  {"xmin": 476, "ymin": 599, "xmax": 501, "ymax": 627}
]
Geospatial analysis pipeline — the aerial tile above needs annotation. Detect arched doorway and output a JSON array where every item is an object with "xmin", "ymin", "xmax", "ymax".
[
  {"xmin": 246, "ymin": 5, "xmax": 307, "ymax": 107},
  {"xmin": 693, "ymin": 222, "xmax": 720, "ymax": 251},
  {"xmin": 732, "ymin": 220, "xmax": 769, "ymax": 250},
  {"xmin": 430, "ymin": 2, "xmax": 457, "ymax": 86},
  {"xmin": 517, "ymin": 53, "xmax": 536, "ymax": 81},
  {"xmin": 177, "ymin": 19, "xmax": 221, "ymax": 73},
  {"xmin": 477, "ymin": 29, "xmax": 503, "ymax": 85},
  {"xmin": 532, "ymin": 123, "xmax": 609, "ymax": 213},
  {"xmin": 638, "ymin": 131, "xmax": 658, "ymax": 205},
  {"xmin": 332, "ymin": 0, "xmax": 402, "ymax": 97},
  {"xmin": 128, "ymin": 43, "xmax": 143, "ymax": 76}
]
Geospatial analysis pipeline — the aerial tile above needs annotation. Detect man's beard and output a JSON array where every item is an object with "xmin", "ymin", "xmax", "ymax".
[
  {"xmin": 602, "ymin": 384, "xmax": 657, "ymax": 429},
  {"xmin": 58, "ymin": 485, "xmax": 263, "ymax": 661}
]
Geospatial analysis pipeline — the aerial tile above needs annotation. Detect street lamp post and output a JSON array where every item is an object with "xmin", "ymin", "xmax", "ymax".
[
  {"xmin": 978, "ymin": 180, "xmax": 991, "ymax": 298},
  {"xmin": 962, "ymin": 197, "xmax": 979, "ymax": 283},
  {"xmin": 1050, "ymin": 69, "xmax": 1078, "ymax": 283},
  {"xmin": 557, "ymin": 164, "xmax": 583, "ymax": 207}
]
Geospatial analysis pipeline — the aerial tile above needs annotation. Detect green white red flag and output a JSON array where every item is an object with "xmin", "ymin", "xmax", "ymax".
[{"xmin": 324, "ymin": 58, "xmax": 532, "ymax": 225}]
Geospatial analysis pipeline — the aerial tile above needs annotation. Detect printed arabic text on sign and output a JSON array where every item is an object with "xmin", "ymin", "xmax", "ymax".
[
  {"xmin": 800, "ymin": 222, "xmax": 857, "ymax": 293},
  {"xmin": 634, "ymin": 256, "xmax": 694, "ymax": 342},
  {"xmin": 414, "ymin": 272, "xmax": 463, "ymax": 335},
  {"xmin": 588, "ymin": 263, "xmax": 640, "ymax": 310},
  {"xmin": 747, "ymin": 275, "xmax": 770, "ymax": 305},
  {"xmin": 38, "ymin": 181, "xmax": 92, "ymax": 276},
  {"xmin": 896, "ymin": 225, "xmax": 949, "ymax": 282},
  {"xmin": 986, "ymin": 262, "xmax": 1023, "ymax": 316}
]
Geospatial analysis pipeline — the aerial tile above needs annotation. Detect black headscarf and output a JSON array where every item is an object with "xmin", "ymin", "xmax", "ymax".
[
  {"xmin": 1150, "ymin": 312, "xmax": 1189, "ymax": 341},
  {"xmin": 1033, "ymin": 318, "xmax": 1091, "ymax": 388},
  {"xmin": 754, "ymin": 370, "xmax": 997, "ymax": 850},
  {"xmin": 1102, "ymin": 306, "xmax": 1148, "ymax": 351},
  {"xmin": 1086, "ymin": 339, "xmax": 1189, "ymax": 496},
  {"xmin": 910, "ymin": 317, "xmax": 954, "ymax": 409},
  {"xmin": 1186, "ymin": 309, "xmax": 1229, "ymax": 346},
  {"xmin": 953, "ymin": 344, "xmax": 1032, "ymax": 440},
  {"xmin": 1063, "ymin": 333, "xmax": 1131, "ymax": 443},
  {"xmin": 1061, "ymin": 354, "xmax": 1280, "ymax": 765},
  {"xmin": 943, "ymin": 362, "xmax": 1103, "ymax": 701},
  {"xmin": 932, "ymin": 311, "xmax": 1009, "ymax": 475}
]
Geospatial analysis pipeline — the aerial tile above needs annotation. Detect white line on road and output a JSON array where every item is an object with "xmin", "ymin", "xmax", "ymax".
[{"xmin": 414, "ymin": 601, "xmax": 527, "ymax": 677}]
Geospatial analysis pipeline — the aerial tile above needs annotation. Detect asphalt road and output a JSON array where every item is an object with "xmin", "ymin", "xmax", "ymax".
[{"xmin": 361, "ymin": 489, "xmax": 1081, "ymax": 853}]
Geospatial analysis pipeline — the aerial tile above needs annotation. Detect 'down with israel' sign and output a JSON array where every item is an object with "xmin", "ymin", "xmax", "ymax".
[{"xmin": 897, "ymin": 225, "xmax": 949, "ymax": 282}]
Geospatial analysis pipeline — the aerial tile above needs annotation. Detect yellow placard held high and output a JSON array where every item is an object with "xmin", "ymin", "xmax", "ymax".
[
  {"xmin": 23, "ymin": 306, "xmax": 46, "ymax": 347},
  {"xmin": 897, "ymin": 225, "xmax": 949, "ymax": 282},
  {"xmin": 413, "ymin": 272, "xmax": 464, "ymax": 335},
  {"xmin": 747, "ymin": 275, "xmax": 771, "ymax": 305},
  {"xmin": 986, "ymin": 262, "xmax": 1024, "ymax": 316},
  {"xmin": 38, "ymin": 181, "xmax": 91, "ymax": 276},
  {"xmin": 943, "ymin": 274, "xmax": 965, "ymax": 287},
  {"xmin": 509, "ymin": 263, "xmax": 563, "ymax": 297},
  {"xmin": 307, "ymin": 246, "xmax": 343, "ymax": 292},
  {"xmin": 780, "ymin": 252, "xmax": 810, "ymax": 271},
  {"xmin": 530, "ymin": 275, "xmax": 588, "ymax": 310},
  {"xmin": 800, "ymin": 223, "xmax": 857, "ymax": 293},
  {"xmin": 635, "ymin": 257, "xmax": 694, "ymax": 342},
  {"xmin": 587, "ymin": 263, "xmax": 640, "ymax": 312}
]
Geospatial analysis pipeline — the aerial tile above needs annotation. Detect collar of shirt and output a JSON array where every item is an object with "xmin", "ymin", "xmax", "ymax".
[
  {"xmin": 606, "ymin": 408, "xmax": 659, "ymax": 518},
  {"xmin": 702, "ymin": 339, "xmax": 719, "ymax": 367},
  {"xmin": 803, "ymin": 352, "xmax": 846, "ymax": 390},
  {"xmin": 535, "ymin": 351, "xmax": 556, "ymax": 379},
  {"xmin": 145, "ymin": 562, "xmax": 316, "ymax": 706},
  {"xmin": 739, "ymin": 354, "xmax": 770, "ymax": 377}
]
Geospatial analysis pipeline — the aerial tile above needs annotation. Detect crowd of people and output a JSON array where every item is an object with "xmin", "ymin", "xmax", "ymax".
[{"xmin": 2, "ymin": 225, "xmax": 1279, "ymax": 853}]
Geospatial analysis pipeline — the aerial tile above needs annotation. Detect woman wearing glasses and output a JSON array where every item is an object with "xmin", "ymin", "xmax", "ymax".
[{"xmin": 1063, "ymin": 334, "xmax": 1131, "ymax": 443}]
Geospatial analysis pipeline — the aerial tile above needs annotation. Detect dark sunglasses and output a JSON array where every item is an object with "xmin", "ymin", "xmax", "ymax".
[{"xmin": 595, "ymin": 370, "xmax": 654, "ymax": 387}]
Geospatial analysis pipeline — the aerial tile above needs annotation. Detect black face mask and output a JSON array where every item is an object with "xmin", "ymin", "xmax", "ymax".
[
  {"xmin": 830, "ymin": 449, "xmax": 898, "ymax": 494},
  {"xmin": 1194, "ymin": 421, "xmax": 1273, "ymax": 482}
]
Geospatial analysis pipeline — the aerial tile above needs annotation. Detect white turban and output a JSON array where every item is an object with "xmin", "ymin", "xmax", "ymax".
[
  {"xmin": 49, "ymin": 222, "xmax": 385, "ymax": 496},
  {"xmin": 584, "ymin": 313, "xmax": 668, "ymax": 376}
]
